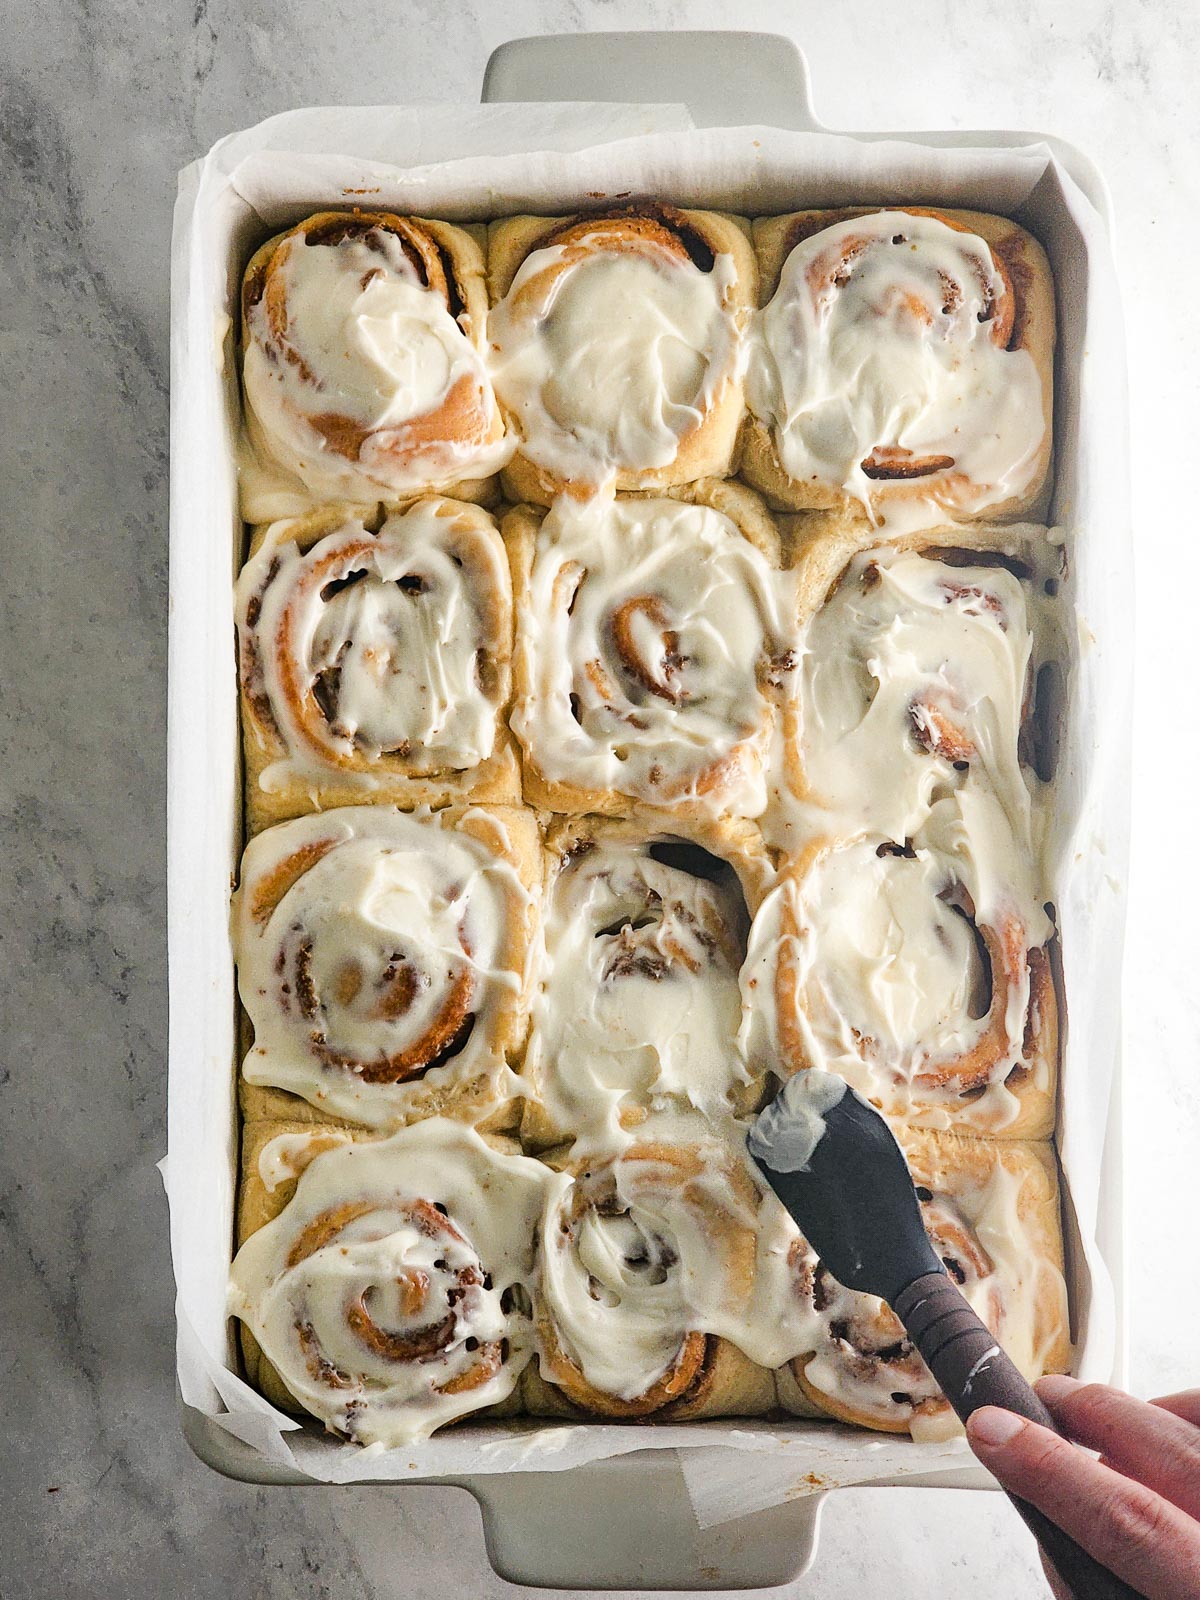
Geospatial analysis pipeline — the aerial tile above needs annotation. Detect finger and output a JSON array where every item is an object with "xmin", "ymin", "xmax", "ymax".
[
  {"xmin": 967, "ymin": 1407, "xmax": 1200, "ymax": 1600},
  {"xmin": 1152, "ymin": 1390, "xmax": 1200, "ymax": 1429},
  {"xmin": 1037, "ymin": 1376, "xmax": 1200, "ymax": 1519}
]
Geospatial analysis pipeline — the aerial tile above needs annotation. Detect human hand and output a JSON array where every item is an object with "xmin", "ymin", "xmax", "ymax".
[{"xmin": 967, "ymin": 1376, "xmax": 1200, "ymax": 1599}]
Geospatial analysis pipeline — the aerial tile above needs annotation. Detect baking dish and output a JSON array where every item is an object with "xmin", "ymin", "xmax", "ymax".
[{"xmin": 166, "ymin": 31, "xmax": 1130, "ymax": 1589}]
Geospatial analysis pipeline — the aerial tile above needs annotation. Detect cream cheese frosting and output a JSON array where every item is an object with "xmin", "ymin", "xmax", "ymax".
[
  {"xmin": 789, "ymin": 546, "xmax": 1046, "ymax": 854},
  {"xmin": 534, "ymin": 1120, "xmax": 820, "ymax": 1402},
  {"xmin": 234, "ymin": 807, "xmax": 528, "ymax": 1127},
  {"xmin": 747, "ymin": 211, "xmax": 1045, "ymax": 520},
  {"xmin": 229, "ymin": 1120, "xmax": 569, "ymax": 1446},
  {"xmin": 512, "ymin": 494, "xmax": 792, "ymax": 817},
  {"xmin": 230, "ymin": 1120, "xmax": 1064, "ymax": 1443},
  {"xmin": 242, "ymin": 227, "xmax": 510, "ymax": 514},
  {"xmin": 524, "ymin": 836, "xmax": 754, "ymax": 1147},
  {"xmin": 237, "ymin": 500, "xmax": 511, "ymax": 795},
  {"xmin": 489, "ymin": 240, "xmax": 743, "ymax": 488},
  {"xmin": 744, "ymin": 542, "xmax": 1058, "ymax": 1130},
  {"xmin": 741, "ymin": 819, "xmax": 1052, "ymax": 1132},
  {"xmin": 747, "ymin": 1067, "xmax": 846, "ymax": 1175}
]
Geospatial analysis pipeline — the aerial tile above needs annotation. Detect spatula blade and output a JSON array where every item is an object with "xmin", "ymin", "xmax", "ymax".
[{"xmin": 747, "ymin": 1070, "xmax": 942, "ymax": 1304}]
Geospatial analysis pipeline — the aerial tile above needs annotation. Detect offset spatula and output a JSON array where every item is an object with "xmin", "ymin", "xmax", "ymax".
[{"xmin": 747, "ymin": 1072, "xmax": 1143, "ymax": 1600}]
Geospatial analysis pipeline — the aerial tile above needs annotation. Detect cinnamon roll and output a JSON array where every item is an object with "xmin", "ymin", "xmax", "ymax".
[
  {"xmin": 230, "ymin": 1118, "xmax": 566, "ymax": 1444},
  {"xmin": 507, "ymin": 482, "xmax": 795, "ymax": 821},
  {"xmin": 743, "ymin": 208, "xmax": 1055, "ymax": 525},
  {"xmin": 234, "ymin": 804, "xmax": 539, "ymax": 1130},
  {"xmin": 775, "ymin": 1130, "xmax": 1070, "ymax": 1436},
  {"xmin": 240, "ymin": 211, "xmax": 509, "ymax": 519},
  {"xmin": 757, "ymin": 530, "xmax": 1060, "ymax": 1134},
  {"xmin": 487, "ymin": 204, "xmax": 755, "ymax": 502},
  {"xmin": 741, "ymin": 829, "xmax": 1058, "ymax": 1137},
  {"xmin": 236, "ymin": 498, "xmax": 518, "ymax": 831},
  {"xmin": 520, "ymin": 816, "xmax": 775, "ymax": 1149},
  {"xmin": 781, "ymin": 528, "xmax": 1060, "ymax": 849},
  {"xmin": 526, "ymin": 1129, "xmax": 806, "ymax": 1420}
]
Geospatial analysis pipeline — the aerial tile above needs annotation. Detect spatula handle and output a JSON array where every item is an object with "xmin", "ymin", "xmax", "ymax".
[{"xmin": 893, "ymin": 1271, "xmax": 1145, "ymax": 1600}]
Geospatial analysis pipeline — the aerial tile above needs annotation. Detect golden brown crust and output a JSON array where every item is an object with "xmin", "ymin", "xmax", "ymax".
[{"xmin": 521, "ymin": 1332, "xmax": 775, "ymax": 1421}]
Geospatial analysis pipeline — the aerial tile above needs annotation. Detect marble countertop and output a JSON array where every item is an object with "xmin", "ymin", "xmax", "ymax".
[{"xmin": 5, "ymin": 2, "xmax": 1195, "ymax": 1596}]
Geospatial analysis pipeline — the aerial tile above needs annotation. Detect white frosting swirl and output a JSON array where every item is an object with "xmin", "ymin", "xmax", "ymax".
[
  {"xmin": 242, "ymin": 224, "xmax": 509, "ymax": 510},
  {"xmin": 747, "ymin": 211, "xmax": 1045, "ymax": 518},
  {"xmin": 235, "ymin": 807, "xmax": 528, "ymax": 1127},
  {"xmin": 512, "ymin": 495, "xmax": 790, "ymax": 816},
  {"xmin": 792, "ymin": 547, "xmax": 1044, "ymax": 856},
  {"xmin": 489, "ymin": 233, "xmax": 743, "ymax": 487},
  {"xmin": 741, "ymin": 819, "xmax": 1052, "ymax": 1129},
  {"xmin": 747, "ymin": 1068, "xmax": 846, "ymax": 1175},
  {"xmin": 237, "ymin": 500, "xmax": 511, "ymax": 793},
  {"xmin": 525, "ymin": 836, "xmax": 753, "ymax": 1146},
  {"xmin": 229, "ymin": 1120, "xmax": 568, "ymax": 1445},
  {"xmin": 756, "ymin": 545, "xmax": 1055, "ymax": 1127},
  {"xmin": 536, "ymin": 1125, "xmax": 816, "ymax": 1405}
]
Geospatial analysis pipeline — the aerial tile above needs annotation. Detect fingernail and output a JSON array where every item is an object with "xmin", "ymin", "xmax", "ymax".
[
  {"xmin": 1035, "ymin": 1375, "xmax": 1080, "ymax": 1405},
  {"xmin": 968, "ymin": 1407, "xmax": 1026, "ymax": 1448}
]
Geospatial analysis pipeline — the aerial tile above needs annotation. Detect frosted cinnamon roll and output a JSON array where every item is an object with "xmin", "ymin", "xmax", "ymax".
[
  {"xmin": 230, "ymin": 1118, "xmax": 567, "ymax": 1444},
  {"xmin": 520, "ymin": 817, "xmax": 774, "ymax": 1149},
  {"xmin": 744, "ymin": 208, "xmax": 1055, "ymax": 526},
  {"xmin": 487, "ymin": 204, "xmax": 755, "ymax": 502},
  {"xmin": 240, "ymin": 211, "xmax": 509, "ymax": 519},
  {"xmin": 526, "ymin": 1129, "xmax": 806, "ymax": 1420},
  {"xmin": 741, "ymin": 827, "xmax": 1058, "ymax": 1137},
  {"xmin": 236, "ymin": 498, "xmax": 517, "ymax": 831},
  {"xmin": 781, "ymin": 530, "xmax": 1060, "ymax": 851},
  {"xmin": 234, "ymin": 804, "xmax": 539, "ymax": 1130},
  {"xmin": 507, "ymin": 484, "xmax": 795, "ymax": 821},
  {"xmin": 776, "ymin": 1130, "xmax": 1070, "ymax": 1436}
]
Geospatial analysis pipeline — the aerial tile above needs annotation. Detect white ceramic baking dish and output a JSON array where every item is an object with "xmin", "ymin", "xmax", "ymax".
[{"xmin": 167, "ymin": 31, "xmax": 1130, "ymax": 1589}]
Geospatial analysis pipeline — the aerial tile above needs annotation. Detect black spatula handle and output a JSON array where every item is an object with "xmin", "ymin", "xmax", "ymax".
[{"xmin": 894, "ymin": 1271, "xmax": 1144, "ymax": 1600}]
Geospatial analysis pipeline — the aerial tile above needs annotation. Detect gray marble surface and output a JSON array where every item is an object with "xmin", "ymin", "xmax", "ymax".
[{"xmin": 3, "ymin": 2, "xmax": 1196, "ymax": 1596}]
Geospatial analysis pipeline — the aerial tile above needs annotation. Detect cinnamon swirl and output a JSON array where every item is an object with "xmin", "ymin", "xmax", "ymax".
[
  {"xmin": 234, "ymin": 804, "xmax": 539, "ymax": 1130},
  {"xmin": 236, "ymin": 498, "xmax": 518, "ymax": 831},
  {"xmin": 230, "ymin": 1118, "xmax": 566, "ymax": 1443},
  {"xmin": 743, "ymin": 208, "xmax": 1055, "ymax": 526},
  {"xmin": 487, "ymin": 204, "xmax": 755, "ymax": 502},
  {"xmin": 758, "ymin": 530, "xmax": 1060, "ymax": 1137},
  {"xmin": 240, "ymin": 211, "xmax": 509, "ymax": 519},
  {"xmin": 507, "ymin": 482, "xmax": 795, "ymax": 822},
  {"xmin": 775, "ymin": 1129, "xmax": 1070, "ymax": 1436},
  {"xmin": 525, "ymin": 1128, "xmax": 807, "ymax": 1420},
  {"xmin": 520, "ymin": 816, "xmax": 775, "ymax": 1150},
  {"xmin": 741, "ymin": 829, "xmax": 1058, "ymax": 1137},
  {"xmin": 780, "ymin": 527, "xmax": 1060, "ymax": 850}
]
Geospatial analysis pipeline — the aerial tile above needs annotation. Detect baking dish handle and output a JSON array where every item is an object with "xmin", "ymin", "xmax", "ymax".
[
  {"xmin": 482, "ymin": 30, "xmax": 821, "ymax": 132},
  {"xmin": 469, "ymin": 1448, "xmax": 824, "ymax": 1590}
]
